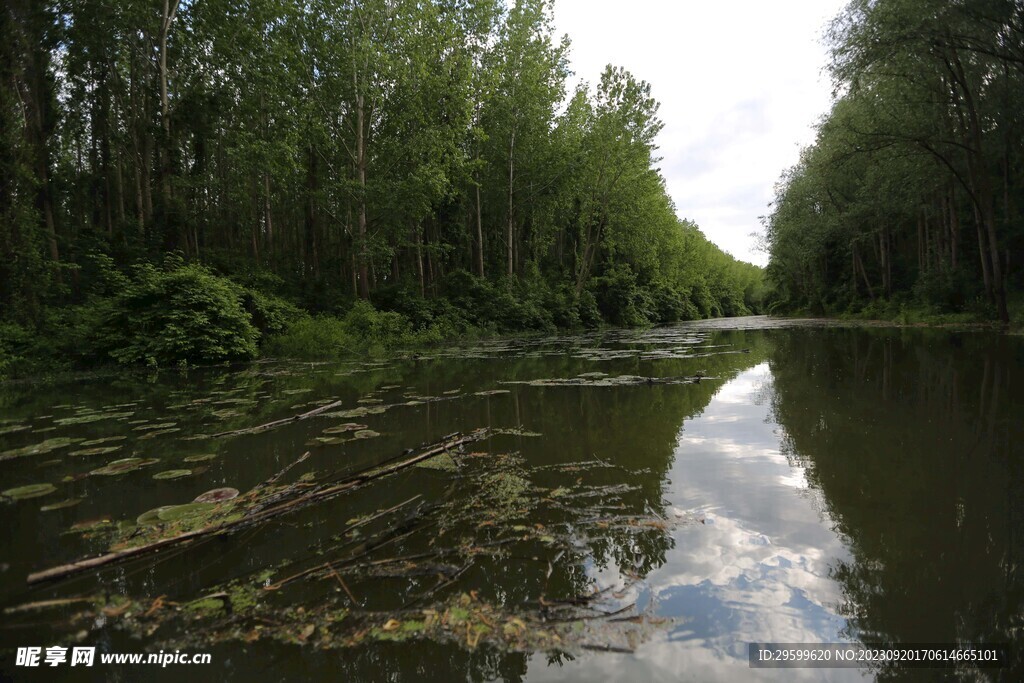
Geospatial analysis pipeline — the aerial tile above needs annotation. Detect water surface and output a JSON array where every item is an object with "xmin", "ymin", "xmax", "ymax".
[{"xmin": 1, "ymin": 317, "xmax": 1020, "ymax": 681}]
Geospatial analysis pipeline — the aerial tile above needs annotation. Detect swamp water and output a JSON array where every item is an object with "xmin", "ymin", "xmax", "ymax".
[{"xmin": 0, "ymin": 316, "xmax": 1021, "ymax": 681}]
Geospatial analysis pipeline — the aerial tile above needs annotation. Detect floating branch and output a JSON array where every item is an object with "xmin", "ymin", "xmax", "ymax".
[{"xmin": 27, "ymin": 429, "xmax": 493, "ymax": 586}]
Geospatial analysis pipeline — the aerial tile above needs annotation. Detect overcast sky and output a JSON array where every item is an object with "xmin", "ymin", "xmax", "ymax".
[{"xmin": 552, "ymin": 0, "xmax": 849, "ymax": 266}]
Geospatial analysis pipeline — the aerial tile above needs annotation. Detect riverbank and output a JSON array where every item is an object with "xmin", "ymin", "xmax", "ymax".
[{"xmin": 0, "ymin": 260, "xmax": 767, "ymax": 382}]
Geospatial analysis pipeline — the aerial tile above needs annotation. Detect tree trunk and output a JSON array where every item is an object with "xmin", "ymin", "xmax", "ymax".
[
  {"xmin": 475, "ymin": 179, "xmax": 484, "ymax": 278},
  {"xmin": 507, "ymin": 128, "xmax": 515, "ymax": 277}
]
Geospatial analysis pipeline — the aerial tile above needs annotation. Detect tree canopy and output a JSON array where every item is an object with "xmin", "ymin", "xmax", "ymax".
[
  {"xmin": 1, "ymin": 0, "xmax": 764, "ymax": 370},
  {"xmin": 765, "ymin": 0, "xmax": 1024, "ymax": 322}
]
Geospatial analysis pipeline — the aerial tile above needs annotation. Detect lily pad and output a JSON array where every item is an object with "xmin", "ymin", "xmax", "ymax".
[
  {"xmin": 138, "ymin": 428, "xmax": 180, "ymax": 440},
  {"xmin": 41, "ymin": 498, "xmax": 83, "ymax": 511},
  {"xmin": 53, "ymin": 411, "xmax": 133, "ymax": 426},
  {"xmin": 0, "ymin": 437, "xmax": 84, "ymax": 461},
  {"xmin": 0, "ymin": 424, "xmax": 30, "ymax": 436},
  {"xmin": 323, "ymin": 423, "xmax": 368, "ymax": 435},
  {"xmin": 474, "ymin": 389, "xmax": 511, "ymax": 396},
  {"xmin": 156, "ymin": 502, "xmax": 218, "ymax": 522},
  {"xmin": 90, "ymin": 457, "xmax": 160, "ymax": 476},
  {"xmin": 153, "ymin": 469, "xmax": 192, "ymax": 480},
  {"xmin": 194, "ymin": 487, "xmax": 239, "ymax": 503},
  {"xmin": 79, "ymin": 436, "xmax": 128, "ymax": 447},
  {"xmin": 184, "ymin": 453, "xmax": 219, "ymax": 463},
  {"xmin": 2, "ymin": 483, "xmax": 57, "ymax": 500},
  {"xmin": 353, "ymin": 429, "xmax": 381, "ymax": 440},
  {"xmin": 133, "ymin": 422, "xmax": 178, "ymax": 431},
  {"xmin": 68, "ymin": 445, "xmax": 123, "ymax": 457},
  {"xmin": 136, "ymin": 506, "xmax": 176, "ymax": 525},
  {"xmin": 307, "ymin": 437, "xmax": 348, "ymax": 447}
]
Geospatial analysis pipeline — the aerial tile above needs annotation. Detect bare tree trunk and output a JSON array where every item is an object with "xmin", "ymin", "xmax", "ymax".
[
  {"xmin": 507, "ymin": 128, "xmax": 515, "ymax": 277},
  {"xmin": 355, "ymin": 86, "xmax": 370, "ymax": 298},
  {"xmin": 475, "ymin": 179, "xmax": 484, "ymax": 278}
]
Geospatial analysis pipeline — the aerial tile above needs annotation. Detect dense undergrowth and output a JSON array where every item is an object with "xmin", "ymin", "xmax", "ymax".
[{"xmin": 0, "ymin": 254, "xmax": 763, "ymax": 380}]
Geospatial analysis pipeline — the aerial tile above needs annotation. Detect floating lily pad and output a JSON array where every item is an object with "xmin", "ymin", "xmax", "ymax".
[
  {"xmin": 194, "ymin": 488, "xmax": 239, "ymax": 503},
  {"xmin": 68, "ymin": 445, "xmax": 123, "ymax": 457},
  {"xmin": 68, "ymin": 517, "xmax": 112, "ymax": 533},
  {"xmin": 133, "ymin": 422, "xmax": 178, "ymax": 431},
  {"xmin": 90, "ymin": 457, "xmax": 160, "ymax": 476},
  {"xmin": 211, "ymin": 409, "xmax": 241, "ymax": 419},
  {"xmin": 136, "ymin": 506, "xmax": 176, "ymax": 525},
  {"xmin": 156, "ymin": 502, "xmax": 218, "ymax": 522},
  {"xmin": 326, "ymin": 406, "xmax": 386, "ymax": 419},
  {"xmin": 0, "ymin": 437, "xmax": 84, "ymax": 461},
  {"xmin": 138, "ymin": 428, "xmax": 181, "ymax": 440},
  {"xmin": 41, "ymin": 498, "xmax": 83, "ymax": 512},
  {"xmin": 2, "ymin": 483, "xmax": 57, "ymax": 500},
  {"xmin": 0, "ymin": 424, "xmax": 30, "ymax": 436},
  {"xmin": 323, "ymin": 423, "xmax": 367, "ymax": 435},
  {"xmin": 79, "ymin": 436, "xmax": 128, "ymax": 447},
  {"xmin": 474, "ymin": 389, "xmax": 511, "ymax": 396},
  {"xmin": 153, "ymin": 469, "xmax": 192, "ymax": 480},
  {"xmin": 53, "ymin": 411, "xmax": 134, "ymax": 426},
  {"xmin": 184, "ymin": 453, "xmax": 218, "ymax": 463},
  {"xmin": 357, "ymin": 397, "xmax": 383, "ymax": 404},
  {"xmin": 353, "ymin": 429, "xmax": 380, "ymax": 439}
]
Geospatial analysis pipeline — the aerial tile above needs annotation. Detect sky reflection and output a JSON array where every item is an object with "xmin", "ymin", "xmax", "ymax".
[{"xmin": 530, "ymin": 362, "xmax": 863, "ymax": 682}]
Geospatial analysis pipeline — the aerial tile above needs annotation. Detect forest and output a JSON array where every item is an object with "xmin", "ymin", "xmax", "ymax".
[
  {"xmin": 764, "ymin": 0, "xmax": 1024, "ymax": 325},
  {"xmin": 0, "ymin": 0, "xmax": 764, "ymax": 376}
]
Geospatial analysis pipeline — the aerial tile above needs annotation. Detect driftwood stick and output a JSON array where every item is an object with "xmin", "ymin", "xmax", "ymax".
[
  {"xmin": 27, "ymin": 430, "xmax": 489, "ymax": 586},
  {"xmin": 209, "ymin": 399, "xmax": 346, "ymax": 438}
]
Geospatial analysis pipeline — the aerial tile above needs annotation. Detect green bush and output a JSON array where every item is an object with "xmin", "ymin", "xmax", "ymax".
[
  {"xmin": 95, "ymin": 261, "xmax": 259, "ymax": 367},
  {"xmin": 592, "ymin": 264, "xmax": 652, "ymax": 327}
]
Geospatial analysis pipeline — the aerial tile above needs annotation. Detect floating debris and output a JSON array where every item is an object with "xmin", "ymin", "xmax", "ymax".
[{"xmin": 415, "ymin": 453, "xmax": 458, "ymax": 472}]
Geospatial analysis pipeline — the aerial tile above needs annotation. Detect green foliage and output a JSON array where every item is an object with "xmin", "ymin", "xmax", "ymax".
[
  {"xmin": 765, "ymin": 0, "xmax": 1023, "ymax": 322},
  {"xmin": 1, "ymin": 0, "xmax": 771, "ymax": 374},
  {"xmin": 93, "ymin": 262, "xmax": 259, "ymax": 367}
]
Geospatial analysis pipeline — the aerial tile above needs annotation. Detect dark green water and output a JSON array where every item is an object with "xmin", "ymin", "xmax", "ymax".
[{"xmin": 1, "ymin": 317, "xmax": 1021, "ymax": 681}]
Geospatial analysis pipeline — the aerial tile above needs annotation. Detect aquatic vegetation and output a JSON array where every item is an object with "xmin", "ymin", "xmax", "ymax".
[
  {"xmin": 40, "ymin": 498, "xmax": 83, "ymax": 511},
  {"xmin": 194, "ymin": 488, "xmax": 239, "ymax": 503},
  {"xmin": 0, "ymin": 437, "xmax": 84, "ymax": 461},
  {"xmin": 53, "ymin": 411, "xmax": 135, "ymax": 426},
  {"xmin": 0, "ymin": 424, "xmax": 30, "ymax": 436},
  {"xmin": 2, "ymin": 483, "xmax": 57, "ymax": 500},
  {"xmin": 153, "ymin": 469, "xmax": 193, "ymax": 480},
  {"xmin": 89, "ymin": 457, "xmax": 160, "ymax": 476},
  {"xmin": 68, "ymin": 445, "xmax": 123, "ymax": 457},
  {"xmin": 79, "ymin": 436, "xmax": 128, "ymax": 447},
  {"xmin": 322, "ymin": 423, "xmax": 367, "ymax": 435}
]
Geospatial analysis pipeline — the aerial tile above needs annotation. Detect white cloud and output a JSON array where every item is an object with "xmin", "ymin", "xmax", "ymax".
[{"xmin": 553, "ymin": 0, "xmax": 848, "ymax": 265}]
